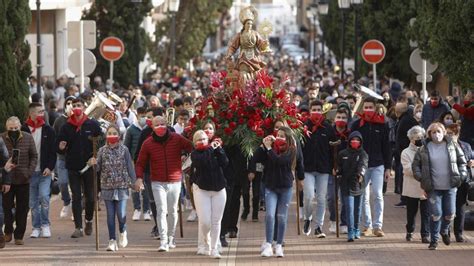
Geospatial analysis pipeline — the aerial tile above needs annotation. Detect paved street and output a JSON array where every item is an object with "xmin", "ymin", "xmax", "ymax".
[{"xmin": 2, "ymin": 181, "xmax": 474, "ymax": 265}]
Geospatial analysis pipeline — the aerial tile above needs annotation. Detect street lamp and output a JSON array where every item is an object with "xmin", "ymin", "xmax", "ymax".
[
  {"xmin": 351, "ymin": 0, "xmax": 363, "ymax": 81},
  {"xmin": 318, "ymin": 0, "xmax": 329, "ymax": 68},
  {"xmin": 169, "ymin": 0, "xmax": 180, "ymax": 69},
  {"xmin": 131, "ymin": 0, "xmax": 142, "ymax": 85},
  {"xmin": 338, "ymin": 0, "xmax": 350, "ymax": 79}
]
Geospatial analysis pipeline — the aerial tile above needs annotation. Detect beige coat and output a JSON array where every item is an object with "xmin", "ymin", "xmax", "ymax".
[{"xmin": 401, "ymin": 143, "xmax": 426, "ymax": 199}]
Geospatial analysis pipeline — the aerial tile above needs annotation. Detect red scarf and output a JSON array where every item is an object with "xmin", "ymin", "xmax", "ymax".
[
  {"xmin": 335, "ymin": 128, "xmax": 350, "ymax": 140},
  {"xmin": 309, "ymin": 114, "xmax": 326, "ymax": 133},
  {"xmin": 25, "ymin": 117, "xmax": 45, "ymax": 133},
  {"xmin": 357, "ymin": 111, "xmax": 385, "ymax": 127},
  {"xmin": 67, "ymin": 115, "xmax": 88, "ymax": 132}
]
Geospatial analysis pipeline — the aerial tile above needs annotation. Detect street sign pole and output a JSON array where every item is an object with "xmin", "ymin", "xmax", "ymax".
[
  {"xmin": 80, "ymin": 21, "xmax": 85, "ymax": 93},
  {"xmin": 373, "ymin": 63, "xmax": 377, "ymax": 91},
  {"xmin": 422, "ymin": 59, "xmax": 427, "ymax": 102},
  {"xmin": 110, "ymin": 60, "xmax": 114, "ymax": 83}
]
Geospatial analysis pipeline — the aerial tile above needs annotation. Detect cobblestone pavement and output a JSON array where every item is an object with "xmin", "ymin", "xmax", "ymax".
[{"xmin": 1, "ymin": 180, "xmax": 473, "ymax": 265}]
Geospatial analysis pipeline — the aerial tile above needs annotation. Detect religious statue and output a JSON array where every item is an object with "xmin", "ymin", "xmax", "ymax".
[{"xmin": 225, "ymin": 6, "xmax": 273, "ymax": 84}]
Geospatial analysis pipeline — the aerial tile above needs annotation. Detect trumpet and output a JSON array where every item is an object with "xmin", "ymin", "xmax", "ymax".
[{"xmin": 166, "ymin": 107, "xmax": 176, "ymax": 126}]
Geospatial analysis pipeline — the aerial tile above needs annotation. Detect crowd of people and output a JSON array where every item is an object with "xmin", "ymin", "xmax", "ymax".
[{"xmin": 0, "ymin": 53, "xmax": 473, "ymax": 259}]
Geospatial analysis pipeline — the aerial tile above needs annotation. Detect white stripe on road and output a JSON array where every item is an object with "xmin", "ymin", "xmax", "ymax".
[
  {"xmin": 364, "ymin": 49, "xmax": 383, "ymax": 55},
  {"xmin": 103, "ymin": 45, "xmax": 122, "ymax": 53}
]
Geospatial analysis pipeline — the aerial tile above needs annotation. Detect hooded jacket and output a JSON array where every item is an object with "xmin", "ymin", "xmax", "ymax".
[
  {"xmin": 337, "ymin": 131, "xmax": 368, "ymax": 196},
  {"xmin": 412, "ymin": 137, "xmax": 468, "ymax": 193}
]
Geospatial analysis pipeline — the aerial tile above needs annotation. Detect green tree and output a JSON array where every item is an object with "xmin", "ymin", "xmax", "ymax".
[
  {"xmin": 0, "ymin": 0, "xmax": 31, "ymax": 131},
  {"xmin": 151, "ymin": 0, "xmax": 233, "ymax": 71},
  {"xmin": 410, "ymin": 1, "xmax": 474, "ymax": 89},
  {"xmin": 82, "ymin": 0, "xmax": 153, "ymax": 87},
  {"xmin": 320, "ymin": 0, "xmax": 417, "ymax": 83}
]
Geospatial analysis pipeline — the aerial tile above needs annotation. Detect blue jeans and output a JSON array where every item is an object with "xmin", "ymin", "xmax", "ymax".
[
  {"xmin": 428, "ymin": 189, "xmax": 457, "ymax": 243},
  {"xmin": 303, "ymin": 171, "xmax": 329, "ymax": 227},
  {"xmin": 362, "ymin": 165, "xmax": 384, "ymax": 229},
  {"xmin": 0, "ymin": 194, "xmax": 3, "ymax": 236},
  {"xmin": 327, "ymin": 175, "xmax": 347, "ymax": 226},
  {"xmin": 132, "ymin": 190, "xmax": 150, "ymax": 212},
  {"xmin": 56, "ymin": 158, "xmax": 71, "ymax": 206},
  {"xmin": 265, "ymin": 187, "xmax": 292, "ymax": 244},
  {"xmin": 342, "ymin": 194, "xmax": 362, "ymax": 237},
  {"xmin": 29, "ymin": 171, "xmax": 51, "ymax": 228},
  {"xmin": 105, "ymin": 199, "xmax": 127, "ymax": 240}
]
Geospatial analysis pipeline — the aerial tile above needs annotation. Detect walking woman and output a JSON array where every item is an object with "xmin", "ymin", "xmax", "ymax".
[
  {"xmin": 412, "ymin": 122, "xmax": 468, "ymax": 250},
  {"xmin": 445, "ymin": 123, "xmax": 473, "ymax": 242},
  {"xmin": 91, "ymin": 125, "xmax": 138, "ymax": 252},
  {"xmin": 190, "ymin": 130, "xmax": 229, "ymax": 259},
  {"xmin": 401, "ymin": 126, "xmax": 430, "ymax": 243},
  {"xmin": 250, "ymin": 126, "xmax": 303, "ymax": 258}
]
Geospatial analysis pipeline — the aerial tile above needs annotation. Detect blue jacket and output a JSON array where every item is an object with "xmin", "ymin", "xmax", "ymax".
[{"xmin": 421, "ymin": 100, "xmax": 450, "ymax": 129}]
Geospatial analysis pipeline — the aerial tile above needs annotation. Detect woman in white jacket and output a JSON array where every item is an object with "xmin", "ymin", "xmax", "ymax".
[{"xmin": 401, "ymin": 125, "xmax": 430, "ymax": 243}]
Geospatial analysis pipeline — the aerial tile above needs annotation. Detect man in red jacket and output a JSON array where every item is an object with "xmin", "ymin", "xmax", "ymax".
[{"xmin": 135, "ymin": 116, "xmax": 193, "ymax": 252}]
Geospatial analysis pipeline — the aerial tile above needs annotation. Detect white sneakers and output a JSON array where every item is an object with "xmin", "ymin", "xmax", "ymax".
[
  {"xmin": 274, "ymin": 244, "xmax": 284, "ymax": 257},
  {"xmin": 196, "ymin": 246, "xmax": 210, "ymax": 256},
  {"xmin": 299, "ymin": 207, "xmax": 304, "ymax": 220},
  {"xmin": 168, "ymin": 236, "xmax": 176, "ymax": 249},
  {"xmin": 60, "ymin": 205, "xmax": 71, "ymax": 219},
  {"xmin": 30, "ymin": 228, "xmax": 41, "ymax": 238},
  {"xmin": 329, "ymin": 221, "xmax": 337, "ymax": 233},
  {"xmin": 119, "ymin": 231, "xmax": 128, "ymax": 248},
  {"xmin": 31, "ymin": 226, "xmax": 51, "ymax": 238},
  {"xmin": 158, "ymin": 240, "xmax": 169, "ymax": 252},
  {"xmin": 187, "ymin": 210, "xmax": 198, "ymax": 222},
  {"xmin": 132, "ymin": 209, "xmax": 141, "ymax": 221},
  {"xmin": 340, "ymin": 225, "xmax": 348, "ymax": 234},
  {"xmin": 210, "ymin": 249, "xmax": 221, "ymax": 259},
  {"xmin": 143, "ymin": 211, "xmax": 152, "ymax": 221},
  {"xmin": 107, "ymin": 240, "xmax": 118, "ymax": 252},
  {"xmin": 261, "ymin": 242, "xmax": 273, "ymax": 257},
  {"xmin": 41, "ymin": 225, "xmax": 51, "ymax": 238}
]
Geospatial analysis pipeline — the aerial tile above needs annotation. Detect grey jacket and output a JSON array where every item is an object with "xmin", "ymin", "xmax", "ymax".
[{"xmin": 412, "ymin": 138, "xmax": 468, "ymax": 192}]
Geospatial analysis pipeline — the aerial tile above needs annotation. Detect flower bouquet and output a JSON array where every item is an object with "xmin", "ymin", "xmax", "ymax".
[{"xmin": 185, "ymin": 70, "xmax": 304, "ymax": 158}]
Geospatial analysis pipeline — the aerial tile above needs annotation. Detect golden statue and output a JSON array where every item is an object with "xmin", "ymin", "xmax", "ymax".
[{"xmin": 225, "ymin": 6, "xmax": 272, "ymax": 84}]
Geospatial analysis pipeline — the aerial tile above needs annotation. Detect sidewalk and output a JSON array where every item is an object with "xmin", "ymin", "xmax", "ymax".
[{"xmin": 1, "ymin": 183, "xmax": 473, "ymax": 265}]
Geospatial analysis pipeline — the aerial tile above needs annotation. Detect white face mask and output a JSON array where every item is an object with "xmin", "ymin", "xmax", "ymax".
[
  {"xmin": 138, "ymin": 117, "xmax": 147, "ymax": 127},
  {"xmin": 431, "ymin": 132, "xmax": 444, "ymax": 143},
  {"xmin": 65, "ymin": 104, "xmax": 73, "ymax": 116}
]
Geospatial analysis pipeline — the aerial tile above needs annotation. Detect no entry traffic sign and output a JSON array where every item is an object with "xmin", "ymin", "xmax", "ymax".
[
  {"xmin": 361, "ymin": 40, "xmax": 385, "ymax": 64},
  {"xmin": 100, "ymin": 37, "xmax": 125, "ymax": 61}
]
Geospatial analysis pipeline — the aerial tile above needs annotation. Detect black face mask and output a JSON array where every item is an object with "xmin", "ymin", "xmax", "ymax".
[
  {"xmin": 414, "ymin": 139, "xmax": 423, "ymax": 147},
  {"xmin": 8, "ymin": 130, "xmax": 20, "ymax": 141}
]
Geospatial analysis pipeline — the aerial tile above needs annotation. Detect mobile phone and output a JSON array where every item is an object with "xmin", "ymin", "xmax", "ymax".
[
  {"xmin": 212, "ymin": 142, "xmax": 219, "ymax": 149},
  {"xmin": 12, "ymin": 149, "xmax": 20, "ymax": 165}
]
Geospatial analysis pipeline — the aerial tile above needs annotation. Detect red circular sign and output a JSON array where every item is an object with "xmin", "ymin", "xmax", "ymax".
[
  {"xmin": 100, "ymin": 37, "xmax": 125, "ymax": 61},
  {"xmin": 361, "ymin": 39, "xmax": 385, "ymax": 64}
]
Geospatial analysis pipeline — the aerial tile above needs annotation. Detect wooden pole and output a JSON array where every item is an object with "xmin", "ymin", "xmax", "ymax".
[
  {"xmin": 178, "ymin": 194, "xmax": 184, "ymax": 238},
  {"xmin": 295, "ymin": 183, "xmax": 301, "ymax": 235},
  {"xmin": 92, "ymin": 137, "xmax": 99, "ymax": 251}
]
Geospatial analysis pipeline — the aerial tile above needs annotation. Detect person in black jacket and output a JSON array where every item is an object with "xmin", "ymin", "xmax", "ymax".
[
  {"xmin": 250, "ymin": 126, "xmax": 302, "ymax": 258},
  {"xmin": 57, "ymin": 98, "xmax": 101, "ymax": 238},
  {"xmin": 21, "ymin": 103, "xmax": 56, "ymax": 238},
  {"xmin": 302, "ymin": 100, "xmax": 337, "ymax": 238},
  {"xmin": 337, "ymin": 131, "xmax": 368, "ymax": 242},
  {"xmin": 190, "ymin": 130, "xmax": 229, "ymax": 259},
  {"xmin": 0, "ymin": 138, "xmax": 14, "ymax": 248},
  {"xmin": 351, "ymin": 97, "xmax": 391, "ymax": 237}
]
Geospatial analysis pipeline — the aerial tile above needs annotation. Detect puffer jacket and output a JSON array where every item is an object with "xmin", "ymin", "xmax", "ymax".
[
  {"xmin": 337, "ymin": 131, "xmax": 368, "ymax": 196},
  {"xmin": 412, "ymin": 138, "xmax": 468, "ymax": 193}
]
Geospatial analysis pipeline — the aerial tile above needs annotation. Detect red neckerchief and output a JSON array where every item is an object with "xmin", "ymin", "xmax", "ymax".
[
  {"xmin": 67, "ymin": 115, "xmax": 88, "ymax": 132},
  {"xmin": 335, "ymin": 127, "xmax": 350, "ymax": 140},
  {"xmin": 25, "ymin": 117, "xmax": 45, "ymax": 133},
  {"xmin": 309, "ymin": 116, "xmax": 326, "ymax": 133},
  {"xmin": 357, "ymin": 112, "xmax": 385, "ymax": 127}
]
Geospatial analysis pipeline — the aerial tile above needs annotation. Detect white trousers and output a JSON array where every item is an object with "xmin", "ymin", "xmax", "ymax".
[
  {"xmin": 152, "ymin": 181, "xmax": 181, "ymax": 243},
  {"xmin": 193, "ymin": 184, "xmax": 226, "ymax": 251}
]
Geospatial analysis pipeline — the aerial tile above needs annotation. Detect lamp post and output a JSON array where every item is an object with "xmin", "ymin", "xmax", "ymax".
[
  {"xmin": 169, "ymin": 0, "xmax": 180, "ymax": 69},
  {"xmin": 338, "ymin": 0, "xmax": 350, "ymax": 80},
  {"xmin": 318, "ymin": 0, "xmax": 329, "ymax": 68},
  {"xmin": 351, "ymin": 0, "xmax": 363, "ymax": 81},
  {"xmin": 131, "ymin": 0, "xmax": 142, "ymax": 85},
  {"xmin": 36, "ymin": 0, "xmax": 42, "ymax": 95}
]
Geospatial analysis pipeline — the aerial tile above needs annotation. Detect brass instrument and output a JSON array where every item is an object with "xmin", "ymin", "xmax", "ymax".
[
  {"xmin": 85, "ymin": 91, "xmax": 122, "ymax": 132},
  {"xmin": 166, "ymin": 107, "xmax": 176, "ymax": 126}
]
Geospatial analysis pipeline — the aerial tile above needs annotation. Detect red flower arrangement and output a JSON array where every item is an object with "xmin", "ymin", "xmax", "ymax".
[{"xmin": 185, "ymin": 70, "xmax": 304, "ymax": 158}]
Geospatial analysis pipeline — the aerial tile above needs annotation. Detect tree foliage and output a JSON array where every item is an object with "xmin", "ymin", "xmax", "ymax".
[
  {"xmin": 320, "ymin": 0, "xmax": 417, "ymax": 83},
  {"xmin": 410, "ymin": 1, "xmax": 474, "ymax": 89},
  {"xmin": 0, "ymin": 0, "xmax": 31, "ymax": 131},
  {"xmin": 82, "ymin": 0, "xmax": 153, "ymax": 86},
  {"xmin": 150, "ymin": 0, "xmax": 233, "ymax": 71}
]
